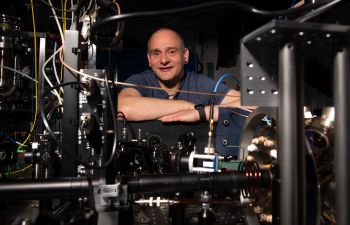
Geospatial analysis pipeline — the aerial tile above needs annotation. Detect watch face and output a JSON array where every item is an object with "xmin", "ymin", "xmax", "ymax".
[{"xmin": 194, "ymin": 104, "xmax": 205, "ymax": 110}]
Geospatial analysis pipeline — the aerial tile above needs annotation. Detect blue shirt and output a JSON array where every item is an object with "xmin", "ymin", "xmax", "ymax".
[{"xmin": 122, "ymin": 70, "xmax": 231, "ymax": 105}]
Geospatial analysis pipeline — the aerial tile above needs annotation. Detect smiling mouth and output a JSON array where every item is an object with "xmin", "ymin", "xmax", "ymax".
[{"xmin": 159, "ymin": 67, "xmax": 172, "ymax": 72}]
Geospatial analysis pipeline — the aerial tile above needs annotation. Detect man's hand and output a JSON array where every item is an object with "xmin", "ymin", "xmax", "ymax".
[{"xmin": 159, "ymin": 109, "xmax": 200, "ymax": 123}]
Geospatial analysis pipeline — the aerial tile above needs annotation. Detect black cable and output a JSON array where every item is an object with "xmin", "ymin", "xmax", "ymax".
[
  {"xmin": 96, "ymin": 74, "xmax": 118, "ymax": 169},
  {"xmin": 70, "ymin": 74, "xmax": 117, "ymax": 169},
  {"xmin": 117, "ymin": 111, "xmax": 127, "ymax": 140},
  {"xmin": 117, "ymin": 111, "xmax": 127, "ymax": 123},
  {"xmin": 39, "ymin": 94, "xmax": 83, "ymax": 166},
  {"xmin": 40, "ymin": 78, "xmax": 117, "ymax": 169},
  {"xmin": 40, "ymin": 82, "xmax": 82, "ymax": 136},
  {"xmin": 90, "ymin": 21, "xmax": 125, "ymax": 49},
  {"xmin": 47, "ymin": 81, "xmax": 84, "ymax": 93},
  {"xmin": 40, "ymin": 97, "xmax": 61, "ymax": 144},
  {"xmin": 47, "ymin": 104, "xmax": 63, "ymax": 120},
  {"xmin": 90, "ymin": 0, "xmax": 339, "ymax": 47}
]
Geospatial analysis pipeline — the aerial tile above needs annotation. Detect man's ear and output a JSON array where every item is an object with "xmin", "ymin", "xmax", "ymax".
[
  {"xmin": 147, "ymin": 53, "xmax": 151, "ymax": 67},
  {"xmin": 184, "ymin": 48, "xmax": 189, "ymax": 63}
]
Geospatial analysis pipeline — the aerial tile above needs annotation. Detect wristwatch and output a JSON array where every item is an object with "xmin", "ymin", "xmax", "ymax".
[{"xmin": 194, "ymin": 104, "xmax": 206, "ymax": 121}]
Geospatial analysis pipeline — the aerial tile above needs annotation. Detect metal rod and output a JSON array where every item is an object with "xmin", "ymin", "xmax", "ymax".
[
  {"xmin": 127, "ymin": 171, "xmax": 271, "ymax": 193},
  {"xmin": 278, "ymin": 42, "xmax": 306, "ymax": 225},
  {"xmin": 0, "ymin": 178, "xmax": 96, "ymax": 200},
  {"xmin": 334, "ymin": 45, "xmax": 350, "ymax": 225},
  {"xmin": 61, "ymin": 30, "xmax": 80, "ymax": 176}
]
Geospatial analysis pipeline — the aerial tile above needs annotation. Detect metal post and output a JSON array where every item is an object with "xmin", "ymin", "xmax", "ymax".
[
  {"xmin": 334, "ymin": 45, "xmax": 350, "ymax": 225},
  {"xmin": 34, "ymin": 36, "xmax": 46, "ymax": 179},
  {"xmin": 61, "ymin": 30, "xmax": 80, "ymax": 176},
  {"xmin": 278, "ymin": 42, "xmax": 306, "ymax": 225}
]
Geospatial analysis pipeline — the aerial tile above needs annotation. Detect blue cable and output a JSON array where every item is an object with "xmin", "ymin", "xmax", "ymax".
[
  {"xmin": 262, "ymin": 116, "xmax": 272, "ymax": 126},
  {"xmin": 285, "ymin": 0, "xmax": 297, "ymax": 20},
  {"xmin": 213, "ymin": 73, "xmax": 240, "ymax": 93},
  {"xmin": 1, "ymin": 131, "xmax": 27, "ymax": 147},
  {"xmin": 208, "ymin": 73, "xmax": 241, "ymax": 124},
  {"xmin": 291, "ymin": 0, "xmax": 297, "ymax": 8}
]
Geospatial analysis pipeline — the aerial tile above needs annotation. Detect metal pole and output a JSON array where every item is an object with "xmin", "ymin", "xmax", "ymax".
[
  {"xmin": 0, "ymin": 178, "xmax": 95, "ymax": 199},
  {"xmin": 127, "ymin": 171, "xmax": 271, "ymax": 193},
  {"xmin": 334, "ymin": 45, "xmax": 350, "ymax": 225},
  {"xmin": 34, "ymin": 37, "xmax": 46, "ymax": 180},
  {"xmin": 61, "ymin": 30, "xmax": 80, "ymax": 176},
  {"xmin": 278, "ymin": 42, "xmax": 306, "ymax": 225}
]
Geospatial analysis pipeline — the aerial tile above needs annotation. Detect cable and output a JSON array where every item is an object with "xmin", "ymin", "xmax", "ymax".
[
  {"xmin": 211, "ymin": 74, "xmax": 251, "ymax": 119},
  {"xmin": 70, "ymin": 0, "xmax": 75, "ymax": 29},
  {"xmin": 42, "ymin": 45, "xmax": 64, "ymax": 104},
  {"xmin": 47, "ymin": 81, "xmax": 84, "ymax": 93},
  {"xmin": 111, "ymin": 0, "xmax": 122, "ymax": 38},
  {"xmin": 98, "ymin": 74, "xmax": 118, "ymax": 168},
  {"xmin": 117, "ymin": 111, "xmax": 127, "ymax": 138},
  {"xmin": 40, "ymin": 78, "xmax": 117, "ymax": 169},
  {"xmin": 89, "ymin": 0, "xmax": 124, "ymax": 48},
  {"xmin": 58, "ymin": 50, "xmax": 240, "ymax": 98},
  {"xmin": 48, "ymin": 0, "xmax": 65, "ymax": 44},
  {"xmin": 17, "ymin": 0, "xmax": 38, "ymax": 151},
  {"xmin": 40, "ymin": 0, "xmax": 91, "ymax": 12},
  {"xmin": 89, "ymin": 0, "xmax": 337, "ymax": 47},
  {"xmin": 40, "ymin": 82, "xmax": 84, "ymax": 144},
  {"xmin": 1, "ymin": 131, "xmax": 28, "ymax": 147},
  {"xmin": 46, "ymin": 104, "xmax": 63, "ymax": 121},
  {"xmin": 52, "ymin": 42, "xmax": 63, "ymax": 93},
  {"xmin": 211, "ymin": 74, "xmax": 239, "ymax": 122},
  {"xmin": 0, "ymin": 65, "xmax": 38, "ymax": 83},
  {"xmin": 230, "ymin": 110, "xmax": 250, "ymax": 118},
  {"xmin": 290, "ymin": 0, "xmax": 297, "ymax": 8},
  {"xmin": 63, "ymin": 75, "xmax": 118, "ymax": 169},
  {"xmin": 284, "ymin": 0, "xmax": 297, "ymax": 20},
  {"xmin": 63, "ymin": 0, "xmax": 67, "ymax": 32},
  {"xmin": 294, "ymin": 0, "xmax": 343, "ymax": 22},
  {"xmin": 40, "ymin": 96, "xmax": 60, "ymax": 144},
  {"xmin": 117, "ymin": 111, "xmax": 126, "ymax": 121},
  {"xmin": 4, "ymin": 164, "xmax": 33, "ymax": 176},
  {"xmin": 79, "ymin": 0, "xmax": 94, "ymax": 22},
  {"xmin": 59, "ymin": 48, "xmax": 238, "ymax": 97},
  {"xmin": 213, "ymin": 74, "xmax": 240, "ymax": 93}
]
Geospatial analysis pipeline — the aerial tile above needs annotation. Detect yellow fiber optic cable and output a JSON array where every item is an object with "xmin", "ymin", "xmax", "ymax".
[{"xmin": 17, "ymin": 0, "xmax": 38, "ymax": 150}]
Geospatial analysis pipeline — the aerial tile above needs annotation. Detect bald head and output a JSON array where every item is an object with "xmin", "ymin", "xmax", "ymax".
[{"xmin": 147, "ymin": 28, "xmax": 185, "ymax": 53}]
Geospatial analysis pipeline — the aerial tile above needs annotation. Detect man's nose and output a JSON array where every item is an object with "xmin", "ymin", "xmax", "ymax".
[{"xmin": 160, "ymin": 52, "xmax": 170, "ymax": 64}]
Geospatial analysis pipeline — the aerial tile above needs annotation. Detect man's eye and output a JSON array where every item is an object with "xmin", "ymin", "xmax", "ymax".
[{"xmin": 152, "ymin": 52, "xmax": 160, "ymax": 56}]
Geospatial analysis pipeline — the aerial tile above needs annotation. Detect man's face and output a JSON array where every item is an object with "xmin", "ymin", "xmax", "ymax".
[{"xmin": 147, "ymin": 29, "xmax": 189, "ymax": 86}]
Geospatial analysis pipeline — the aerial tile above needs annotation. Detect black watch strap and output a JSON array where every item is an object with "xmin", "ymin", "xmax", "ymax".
[{"xmin": 194, "ymin": 104, "xmax": 206, "ymax": 121}]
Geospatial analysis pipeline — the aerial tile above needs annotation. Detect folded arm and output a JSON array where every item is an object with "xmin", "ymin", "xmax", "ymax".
[
  {"xmin": 117, "ymin": 88, "xmax": 194, "ymax": 121},
  {"xmin": 159, "ymin": 89, "xmax": 246, "ymax": 123}
]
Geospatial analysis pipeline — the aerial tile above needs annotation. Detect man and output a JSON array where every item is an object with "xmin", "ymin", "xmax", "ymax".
[{"xmin": 118, "ymin": 27, "xmax": 243, "ymax": 122}]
